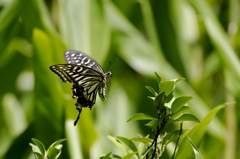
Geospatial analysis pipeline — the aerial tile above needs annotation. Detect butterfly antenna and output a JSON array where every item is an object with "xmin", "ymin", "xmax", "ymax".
[{"xmin": 108, "ymin": 58, "xmax": 118, "ymax": 71}]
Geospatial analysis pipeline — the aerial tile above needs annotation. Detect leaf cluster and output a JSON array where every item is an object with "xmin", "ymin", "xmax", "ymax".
[
  {"xmin": 101, "ymin": 73, "xmax": 202, "ymax": 159},
  {"xmin": 29, "ymin": 138, "xmax": 66, "ymax": 159}
]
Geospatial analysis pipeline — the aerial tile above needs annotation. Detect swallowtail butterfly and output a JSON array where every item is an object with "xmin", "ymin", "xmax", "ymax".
[{"xmin": 50, "ymin": 50, "xmax": 112, "ymax": 125}]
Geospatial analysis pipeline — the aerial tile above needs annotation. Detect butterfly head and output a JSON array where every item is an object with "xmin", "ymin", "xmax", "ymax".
[
  {"xmin": 98, "ymin": 71, "xmax": 112, "ymax": 100},
  {"xmin": 106, "ymin": 71, "xmax": 112, "ymax": 77},
  {"xmin": 104, "ymin": 71, "xmax": 112, "ymax": 87}
]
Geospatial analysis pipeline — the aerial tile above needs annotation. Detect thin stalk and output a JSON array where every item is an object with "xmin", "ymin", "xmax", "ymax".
[{"xmin": 171, "ymin": 121, "xmax": 183, "ymax": 159}]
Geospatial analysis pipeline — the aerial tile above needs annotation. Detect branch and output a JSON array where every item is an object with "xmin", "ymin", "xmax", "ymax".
[{"xmin": 171, "ymin": 121, "xmax": 183, "ymax": 159}]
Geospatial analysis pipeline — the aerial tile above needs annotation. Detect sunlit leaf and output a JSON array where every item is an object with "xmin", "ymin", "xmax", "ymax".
[
  {"xmin": 145, "ymin": 86, "xmax": 157, "ymax": 96},
  {"xmin": 100, "ymin": 151, "xmax": 112, "ymax": 159},
  {"xmin": 122, "ymin": 152, "xmax": 138, "ymax": 159},
  {"xmin": 187, "ymin": 136, "xmax": 204, "ymax": 159},
  {"xmin": 176, "ymin": 105, "xmax": 225, "ymax": 159},
  {"xmin": 107, "ymin": 136, "xmax": 127, "ymax": 155},
  {"xmin": 111, "ymin": 154, "xmax": 122, "ymax": 158},
  {"xmin": 154, "ymin": 72, "xmax": 162, "ymax": 88},
  {"xmin": 145, "ymin": 119, "xmax": 159, "ymax": 129},
  {"xmin": 171, "ymin": 96, "xmax": 192, "ymax": 113},
  {"xmin": 47, "ymin": 147, "xmax": 61, "ymax": 159},
  {"xmin": 32, "ymin": 152, "xmax": 42, "ymax": 159},
  {"xmin": 49, "ymin": 139, "xmax": 66, "ymax": 148},
  {"xmin": 127, "ymin": 113, "xmax": 154, "ymax": 122},
  {"xmin": 171, "ymin": 78, "xmax": 185, "ymax": 84},
  {"xmin": 31, "ymin": 138, "xmax": 46, "ymax": 156},
  {"xmin": 117, "ymin": 136, "xmax": 138, "ymax": 153},
  {"xmin": 131, "ymin": 137, "xmax": 152, "ymax": 146},
  {"xmin": 159, "ymin": 81, "xmax": 174, "ymax": 96},
  {"xmin": 172, "ymin": 106, "xmax": 190, "ymax": 119},
  {"xmin": 29, "ymin": 143, "xmax": 42, "ymax": 157},
  {"xmin": 173, "ymin": 113, "xmax": 200, "ymax": 123}
]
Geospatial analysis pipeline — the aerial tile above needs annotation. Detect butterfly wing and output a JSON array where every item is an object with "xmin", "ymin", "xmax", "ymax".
[
  {"xmin": 64, "ymin": 50, "xmax": 105, "ymax": 74},
  {"xmin": 50, "ymin": 64, "xmax": 104, "ymax": 107}
]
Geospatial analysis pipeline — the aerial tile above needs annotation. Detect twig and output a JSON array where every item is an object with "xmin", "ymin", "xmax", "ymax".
[
  {"xmin": 171, "ymin": 121, "xmax": 183, "ymax": 159},
  {"xmin": 150, "ymin": 114, "xmax": 168, "ymax": 159}
]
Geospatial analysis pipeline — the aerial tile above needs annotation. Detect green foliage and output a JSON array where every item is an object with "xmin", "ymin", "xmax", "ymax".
[
  {"xmin": 29, "ymin": 138, "xmax": 66, "ymax": 159},
  {"xmin": 101, "ymin": 74, "xmax": 225, "ymax": 159},
  {"xmin": 0, "ymin": 0, "xmax": 238, "ymax": 158},
  {"xmin": 176, "ymin": 105, "xmax": 225, "ymax": 159},
  {"xmin": 102, "ymin": 74, "xmax": 204, "ymax": 158}
]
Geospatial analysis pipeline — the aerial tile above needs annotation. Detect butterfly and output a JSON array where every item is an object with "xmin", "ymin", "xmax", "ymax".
[{"xmin": 50, "ymin": 50, "xmax": 112, "ymax": 125}]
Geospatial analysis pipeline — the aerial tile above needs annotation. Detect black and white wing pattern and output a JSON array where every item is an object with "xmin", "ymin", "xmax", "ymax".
[
  {"xmin": 64, "ymin": 50, "xmax": 104, "ymax": 73},
  {"xmin": 50, "ymin": 50, "xmax": 112, "ymax": 125}
]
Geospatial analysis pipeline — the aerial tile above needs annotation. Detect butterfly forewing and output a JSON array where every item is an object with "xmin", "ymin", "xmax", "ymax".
[
  {"xmin": 50, "ymin": 64, "xmax": 103, "ymax": 83},
  {"xmin": 64, "ymin": 50, "xmax": 104, "ymax": 74}
]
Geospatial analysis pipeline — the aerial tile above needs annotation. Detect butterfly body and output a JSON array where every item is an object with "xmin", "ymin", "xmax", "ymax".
[{"xmin": 50, "ymin": 50, "xmax": 111, "ymax": 125}]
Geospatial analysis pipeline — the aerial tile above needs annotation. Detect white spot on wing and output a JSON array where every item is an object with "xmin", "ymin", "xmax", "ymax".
[{"xmin": 85, "ymin": 59, "xmax": 91, "ymax": 64}]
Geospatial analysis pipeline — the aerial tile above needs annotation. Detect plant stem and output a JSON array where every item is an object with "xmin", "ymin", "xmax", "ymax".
[
  {"xmin": 171, "ymin": 121, "xmax": 183, "ymax": 159},
  {"xmin": 150, "ymin": 112, "xmax": 169, "ymax": 159}
]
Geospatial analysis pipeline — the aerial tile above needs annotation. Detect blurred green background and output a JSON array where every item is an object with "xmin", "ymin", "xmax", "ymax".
[{"xmin": 0, "ymin": 0, "xmax": 240, "ymax": 158}]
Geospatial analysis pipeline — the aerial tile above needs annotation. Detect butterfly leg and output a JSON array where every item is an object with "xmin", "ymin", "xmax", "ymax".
[{"xmin": 74, "ymin": 104, "xmax": 82, "ymax": 126}]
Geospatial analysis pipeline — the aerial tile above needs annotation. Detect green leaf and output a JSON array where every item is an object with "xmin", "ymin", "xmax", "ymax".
[
  {"xmin": 153, "ymin": 92, "xmax": 166, "ymax": 111},
  {"xmin": 47, "ymin": 147, "xmax": 62, "ymax": 159},
  {"xmin": 147, "ymin": 96, "xmax": 155, "ymax": 100},
  {"xmin": 49, "ymin": 139, "xmax": 66, "ymax": 148},
  {"xmin": 145, "ymin": 86, "xmax": 157, "ymax": 96},
  {"xmin": 171, "ymin": 78, "xmax": 185, "ymax": 84},
  {"xmin": 176, "ymin": 105, "xmax": 225, "ymax": 159},
  {"xmin": 32, "ymin": 152, "xmax": 43, "ymax": 159},
  {"xmin": 29, "ymin": 143, "xmax": 42, "ymax": 156},
  {"xmin": 187, "ymin": 136, "xmax": 204, "ymax": 159},
  {"xmin": 127, "ymin": 113, "xmax": 154, "ymax": 122},
  {"xmin": 110, "ymin": 154, "xmax": 122, "ymax": 158},
  {"xmin": 116, "ymin": 136, "xmax": 138, "ymax": 154},
  {"xmin": 131, "ymin": 137, "xmax": 152, "ymax": 146},
  {"xmin": 173, "ymin": 113, "xmax": 200, "ymax": 123},
  {"xmin": 122, "ymin": 152, "xmax": 138, "ymax": 159},
  {"xmin": 171, "ymin": 96, "xmax": 193, "ymax": 113},
  {"xmin": 100, "ymin": 151, "xmax": 112, "ymax": 159},
  {"xmin": 172, "ymin": 106, "xmax": 190, "ymax": 119},
  {"xmin": 164, "ymin": 93, "xmax": 175, "ymax": 108},
  {"xmin": 138, "ymin": 142, "xmax": 146, "ymax": 159},
  {"xmin": 154, "ymin": 72, "xmax": 161, "ymax": 88},
  {"xmin": 165, "ymin": 92, "xmax": 174, "ymax": 103},
  {"xmin": 31, "ymin": 138, "xmax": 46, "ymax": 156},
  {"xmin": 145, "ymin": 119, "xmax": 159, "ymax": 129},
  {"xmin": 107, "ymin": 136, "xmax": 128, "ymax": 155},
  {"xmin": 159, "ymin": 81, "xmax": 174, "ymax": 96}
]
